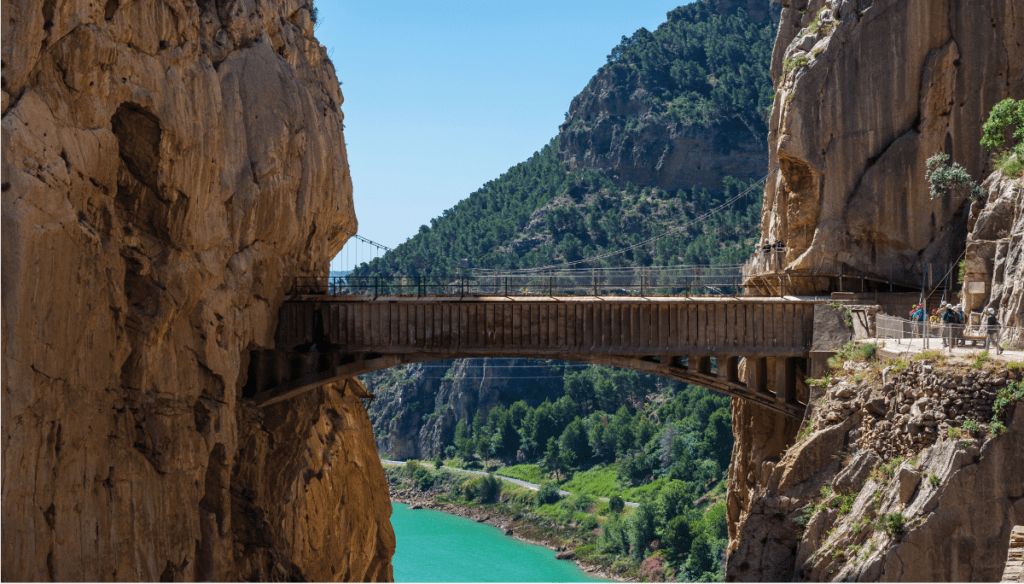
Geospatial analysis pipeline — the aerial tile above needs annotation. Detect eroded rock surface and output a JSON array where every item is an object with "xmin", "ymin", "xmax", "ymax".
[
  {"xmin": 963, "ymin": 171, "xmax": 1024, "ymax": 328},
  {"xmin": 758, "ymin": 0, "xmax": 1023, "ymax": 287},
  {"xmin": 727, "ymin": 361, "xmax": 1024, "ymax": 581},
  {"xmin": 2, "ymin": 0, "xmax": 393, "ymax": 580}
]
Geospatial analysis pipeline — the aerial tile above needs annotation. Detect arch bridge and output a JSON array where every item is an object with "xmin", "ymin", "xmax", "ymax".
[{"xmin": 245, "ymin": 294, "xmax": 823, "ymax": 418}]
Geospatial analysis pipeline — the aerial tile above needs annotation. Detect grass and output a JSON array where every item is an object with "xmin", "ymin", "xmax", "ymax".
[
  {"xmin": 928, "ymin": 473, "xmax": 941, "ymax": 487},
  {"xmin": 784, "ymin": 53, "xmax": 812, "ymax": 72},
  {"xmin": 559, "ymin": 465, "xmax": 620, "ymax": 498},
  {"xmin": 995, "ymin": 151, "xmax": 1024, "ymax": 179},
  {"xmin": 827, "ymin": 340, "xmax": 879, "ymax": 370},
  {"xmin": 914, "ymin": 349, "xmax": 948, "ymax": 363},
  {"xmin": 972, "ymin": 350, "xmax": 991, "ymax": 369},
  {"xmin": 494, "ymin": 464, "xmax": 547, "ymax": 484}
]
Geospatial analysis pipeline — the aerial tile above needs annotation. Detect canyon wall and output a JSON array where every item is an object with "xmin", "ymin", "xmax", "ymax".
[
  {"xmin": 759, "ymin": 0, "xmax": 1023, "ymax": 286},
  {"xmin": 1, "ymin": 0, "xmax": 394, "ymax": 580}
]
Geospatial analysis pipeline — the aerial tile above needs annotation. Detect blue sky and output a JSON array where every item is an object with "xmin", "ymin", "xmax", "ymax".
[{"xmin": 317, "ymin": 1, "xmax": 691, "ymax": 272}]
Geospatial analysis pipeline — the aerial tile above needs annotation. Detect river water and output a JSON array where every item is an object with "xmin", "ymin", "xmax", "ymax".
[{"xmin": 390, "ymin": 503, "xmax": 606, "ymax": 582}]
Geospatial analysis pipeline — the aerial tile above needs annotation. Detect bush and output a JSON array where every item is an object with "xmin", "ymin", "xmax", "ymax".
[
  {"xmin": 881, "ymin": 512, "xmax": 905, "ymax": 535},
  {"xmin": 464, "ymin": 473, "xmax": 501, "ymax": 503},
  {"xmin": 535, "ymin": 481, "xmax": 563, "ymax": 506},
  {"xmin": 609, "ymin": 494, "xmax": 625, "ymax": 514},
  {"xmin": 925, "ymin": 153, "xmax": 985, "ymax": 201}
]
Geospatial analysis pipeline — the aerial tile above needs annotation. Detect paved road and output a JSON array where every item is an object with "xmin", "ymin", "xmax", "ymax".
[{"xmin": 381, "ymin": 459, "xmax": 639, "ymax": 507}]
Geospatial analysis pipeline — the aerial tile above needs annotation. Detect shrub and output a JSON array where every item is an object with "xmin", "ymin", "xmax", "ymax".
[
  {"xmin": 926, "ymin": 153, "xmax": 986, "ymax": 201},
  {"xmin": 433, "ymin": 456, "xmax": 444, "ymax": 469},
  {"xmin": 609, "ymin": 494, "xmax": 625, "ymax": 514},
  {"xmin": 465, "ymin": 473, "xmax": 501, "ymax": 503},
  {"xmin": 881, "ymin": 512, "xmax": 905, "ymax": 535},
  {"xmin": 535, "ymin": 481, "xmax": 563, "ymax": 506}
]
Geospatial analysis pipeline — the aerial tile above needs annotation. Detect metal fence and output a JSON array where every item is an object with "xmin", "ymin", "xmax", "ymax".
[
  {"xmin": 876, "ymin": 314, "xmax": 1024, "ymax": 352},
  {"xmin": 294, "ymin": 266, "xmax": 750, "ymax": 297}
]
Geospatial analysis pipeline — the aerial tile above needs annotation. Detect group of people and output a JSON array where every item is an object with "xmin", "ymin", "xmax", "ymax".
[{"xmin": 908, "ymin": 302, "xmax": 1003, "ymax": 354}]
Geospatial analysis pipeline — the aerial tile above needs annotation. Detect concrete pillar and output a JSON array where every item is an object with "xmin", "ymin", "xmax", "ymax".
[
  {"xmin": 718, "ymin": 356, "xmax": 739, "ymax": 383},
  {"xmin": 749, "ymin": 356, "xmax": 769, "ymax": 396},
  {"xmin": 774, "ymin": 356, "xmax": 796, "ymax": 405},
  {"xmin": 692, "ymin": 356, "xmax": 712, "ymax": 375}
]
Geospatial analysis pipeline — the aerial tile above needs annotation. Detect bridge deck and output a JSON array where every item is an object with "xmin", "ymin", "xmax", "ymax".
[
  {"xmin": 246, "ymin": 295, "xmax": 821, "ymax": 418},
  {"xmin": 278, "ymin": 295, "xmax": 817, "ymax": 357}
]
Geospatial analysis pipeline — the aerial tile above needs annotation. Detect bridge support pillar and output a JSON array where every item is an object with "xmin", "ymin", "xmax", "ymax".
[
  {"xmin": 774, "ymin": 356, "xmax": 797, "ymax": 406},
  {"xmin": 718, "ymin": 356, "xmax": 739, "ymax": 383},
  {"xmin": 749, "ymin": 357, "xmax": 769, "ymax": 397},
  {"xmin": 691, "ymin": 356, "xmax": 712, "ymax": 376}
]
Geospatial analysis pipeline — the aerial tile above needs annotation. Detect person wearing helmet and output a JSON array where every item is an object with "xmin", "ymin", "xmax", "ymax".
[
  {"xmin": 986, "ymin": 308, "xmax": 1002, "ymax": 354},
  {"xmin": 940, "ymin": 303, "xmax": 957, "ymax": 348}
]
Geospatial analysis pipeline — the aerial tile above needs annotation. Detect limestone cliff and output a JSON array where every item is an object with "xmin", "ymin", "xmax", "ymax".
[
  {"xmin": 759, "ymin": 0, "xmax": 1023, "ymax": 287},
  {"xmin": 728, "ymin": 360, "xmax": 1024, "ymax": 581},
  {"xmin": 963, "ymin": 171, "xmax": 1024, "ymax": 329},
  {"xmin": 1, "ymin": 0, "xmax": 394, "ymax": 580}
]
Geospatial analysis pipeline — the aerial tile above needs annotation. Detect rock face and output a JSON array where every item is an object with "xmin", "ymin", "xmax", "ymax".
[
  {"xmin": 367, "ymin": 359, "xmax": 565, "ymax": 460},
  {"xmin": 963, "ymin": 171, "xmax": 1024, "ymax": 328},
  {"xmin": 758, "ymin": 0, "xmax": 1024, "ymax": 287},
  {"xmin": 2, "ymin": 0, "xmax": 394, "ymax": 580},
  {"xmin": 727, "ymin": 361, "xmax": 1024, "ymax": 581},
  {"xmin": 557, "ymin": 0, "xmax": 777, "ymax": 192}
]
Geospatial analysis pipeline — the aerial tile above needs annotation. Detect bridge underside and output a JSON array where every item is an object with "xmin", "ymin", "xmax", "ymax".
[
  {"xmin": 245, "ymin": 296, "xmax": 816, "ymax": 418},
  {"xmin": 246, "ymin": 349, "xmax": 806, "ymax": 418}
]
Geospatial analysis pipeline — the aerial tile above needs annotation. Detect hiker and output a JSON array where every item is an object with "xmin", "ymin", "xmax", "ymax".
[
  {"xmin": 911, "ymin": 303, "xmax": 926, "ymax": 339},
  {"xmin": 940, "ymin": 302, "xmax": 957, "ymax": 348},
  {"xmin": 986, "ymin": 308, "xmax": 1003, "ymax": 354},
  {"xmin": 955, "ymin": 304, "xmax": 967, "ymax": 346}
]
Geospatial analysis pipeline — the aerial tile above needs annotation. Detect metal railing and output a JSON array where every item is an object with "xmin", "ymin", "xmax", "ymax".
[
  {"xmin": 294, "ymin": 266, "xmax": 749, "ymax": 297},
  {"xmin": 876, "ymin": 314, "xmax": 1023, "ymax": 352}
]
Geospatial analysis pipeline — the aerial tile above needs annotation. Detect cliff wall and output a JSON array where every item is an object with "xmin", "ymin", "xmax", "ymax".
[
  {"xmin": 759, "ymin": 0, "xmax": 1023, "ymax": 286},
  {"xmin": 1, "ymin": 0, "xmax": 394, "ymax": 580}
]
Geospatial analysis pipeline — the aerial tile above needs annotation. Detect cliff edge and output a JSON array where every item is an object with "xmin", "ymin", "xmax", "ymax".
[{"xmin": 1, "ymin": 0, "xmax": 394, "ymax": 580}]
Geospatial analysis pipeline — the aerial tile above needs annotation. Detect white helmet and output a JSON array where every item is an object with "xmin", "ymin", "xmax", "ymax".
[
  {"xmin": 988, "ymin": 307, "xmax": 995, "ymax": 314},
  {"xmin": 941, "ymin": 301, "xmax": 948, "ymax": 307}
]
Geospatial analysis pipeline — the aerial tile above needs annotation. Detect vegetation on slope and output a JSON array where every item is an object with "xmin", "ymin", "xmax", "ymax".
[
  {"xmin": 352, "ymin": 141, "xmax": 763, "ymax": 276},
  {"xmin": 594, "ymin": 2, "xmax": 776, "ymax": 132}
]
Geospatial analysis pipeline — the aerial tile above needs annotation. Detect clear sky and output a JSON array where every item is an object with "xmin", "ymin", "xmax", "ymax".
[{"xmin": 317, "ymin": 1, "xmax": 692, "ymax": 272}]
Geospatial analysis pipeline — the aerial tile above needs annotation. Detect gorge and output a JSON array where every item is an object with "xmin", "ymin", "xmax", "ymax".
[{"xmin": 3, "ymin": 0, "xmax": 1023, "ymax": 582}]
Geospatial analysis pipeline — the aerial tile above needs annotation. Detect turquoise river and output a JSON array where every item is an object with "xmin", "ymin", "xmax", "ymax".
[{"xmin": 390, "ymin": 503, "xmax": 606, "ymax": 582}]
